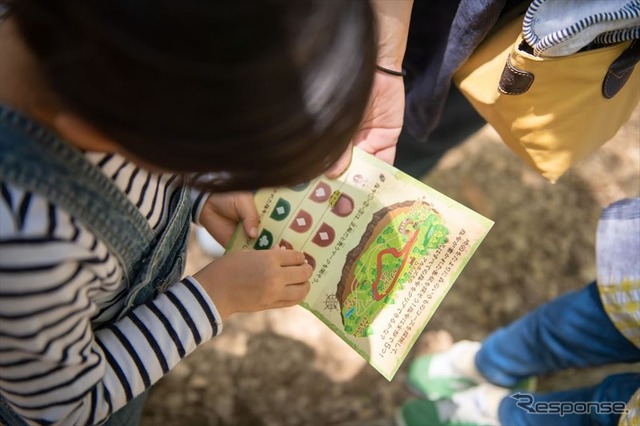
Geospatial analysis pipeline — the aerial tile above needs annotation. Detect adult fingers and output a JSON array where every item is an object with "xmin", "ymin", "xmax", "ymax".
[
  {"xmin": 325, "ymin": 143, "xmax": 353, "ymax": 178},
  {"xmin": 375, "ymin": 145, "xmax": 396, "ymax": 165}
]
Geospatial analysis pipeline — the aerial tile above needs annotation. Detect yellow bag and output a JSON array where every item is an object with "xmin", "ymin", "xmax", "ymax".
[{"xmin": 453, "ymin": 17, "xmax": 640, "ymax": 182}]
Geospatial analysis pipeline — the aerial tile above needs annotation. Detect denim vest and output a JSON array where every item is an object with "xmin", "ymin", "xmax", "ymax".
[{"xmin": 0, "ymin": 104, "xmax": 191, "ymax": 425}]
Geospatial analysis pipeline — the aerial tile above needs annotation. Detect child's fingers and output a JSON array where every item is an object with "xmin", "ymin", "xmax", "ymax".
[
  {"xmin": 282, "ymin": 263, "xmax": 313, "ymax": 284},
  {"xmin": 271, "ymin": 299, "xmax": 301, "ymax": 310},
  {"xmin": 281, "ymin": 281, "xmax": 311, "ymax": 303},
  {"xmin": 234, "ymin": 193, "xmax": 259, "ymax": 238},
  {"xmin": 275, "ymin": 249, "xmax": 307, "ymax": 266}
]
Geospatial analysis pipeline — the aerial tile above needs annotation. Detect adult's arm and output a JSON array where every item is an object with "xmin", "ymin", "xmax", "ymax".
[{"xmin": 327, "ymin": 0, "xmax": 414, "ymax": 176}]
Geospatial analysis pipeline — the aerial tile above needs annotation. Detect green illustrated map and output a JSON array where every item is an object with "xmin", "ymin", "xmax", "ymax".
[
  {"xmin": 226, "ymin": 147, "xmax": 493, "ymax": 380},
  {"xmin": 337, "ymin": 201, "xmax": 449, "ymax": 337}
]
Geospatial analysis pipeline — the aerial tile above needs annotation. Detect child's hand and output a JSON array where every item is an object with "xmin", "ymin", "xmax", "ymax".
[
  {"xmin": 193, "ymin": 248, "xmax": 313, "ymax": 320},
  {"xmin": 199, "ymin": 192, "xmax": 259, "ymax": 246}
]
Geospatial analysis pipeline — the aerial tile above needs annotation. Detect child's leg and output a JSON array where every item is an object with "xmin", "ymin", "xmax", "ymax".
[
  {"xmin": 499, "ymin": 373, "xmax": 640, "ymax": 426},
  {"xmin": 476, "ymin": 282, "xmax": 640, "ymax": 388}
]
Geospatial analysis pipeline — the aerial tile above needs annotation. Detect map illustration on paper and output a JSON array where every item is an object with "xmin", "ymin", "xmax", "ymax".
[
  {"xmin": 226, "ymin": 148, "xmax": 493, "ymax": 380},
  {"xmin": 338, "ymin": 201, "xmax": 449, "ymax": 338}
]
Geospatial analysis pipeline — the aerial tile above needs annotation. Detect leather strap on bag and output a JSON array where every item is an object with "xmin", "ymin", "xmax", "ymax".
[
  {"xmin": 499, "ymin": 39, "xmax": 640, "ymax": 98},
  {"xmin": 603, "ymin": 40, "xmax": 640, "ymax": 99}
]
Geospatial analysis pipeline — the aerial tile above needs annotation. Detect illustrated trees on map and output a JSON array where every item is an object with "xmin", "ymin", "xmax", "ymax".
[{"xmin": 336, "ymin": 201, "xmax": 449, "ymax": 337}]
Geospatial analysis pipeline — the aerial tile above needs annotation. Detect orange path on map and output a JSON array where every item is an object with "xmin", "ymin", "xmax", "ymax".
[{"xmin": 371, "ymin": 229, "xmax": 420, "ymax": 301}]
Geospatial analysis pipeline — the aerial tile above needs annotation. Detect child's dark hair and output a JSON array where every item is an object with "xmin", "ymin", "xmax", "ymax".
[{"xmin": 12, "ymin": 0, "xmax": 376, "ymax": 191}]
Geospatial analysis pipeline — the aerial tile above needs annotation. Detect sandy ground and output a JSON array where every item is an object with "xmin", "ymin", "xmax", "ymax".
[{"xmin": 142, "ymin": 107, "xmax": 640, "ymax": 426}]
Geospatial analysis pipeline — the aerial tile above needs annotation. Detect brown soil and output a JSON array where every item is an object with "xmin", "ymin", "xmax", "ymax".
[{"xmin": 142, "ymin": 107, "xmax": 640, "ymax": 426}]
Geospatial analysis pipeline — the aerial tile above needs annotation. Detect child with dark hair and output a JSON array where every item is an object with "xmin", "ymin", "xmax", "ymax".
[{"xmin": 0, "ymin": 1, "xmax": 381, "ymax": 424}]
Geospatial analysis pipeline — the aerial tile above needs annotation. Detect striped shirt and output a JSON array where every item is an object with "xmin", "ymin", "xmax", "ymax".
[{"xmin": 0, "ymin": 151, "xmax": 221, "ymax": 425}]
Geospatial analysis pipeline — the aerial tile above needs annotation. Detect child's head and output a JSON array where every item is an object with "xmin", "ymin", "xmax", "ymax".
[{"xmin": 12, "ymin": 0, "xmax": 376, "ymax": 191}]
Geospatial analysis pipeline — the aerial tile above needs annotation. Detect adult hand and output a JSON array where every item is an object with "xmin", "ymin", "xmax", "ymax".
[
  {"xmin": 326, "ymin": 71, "xmax": 405, "ymax": 177},
  {"xmin": 199, "ymin": 192, "xmax": 259, "ymax": 247},
  {"xmin": 194, "ymin": 248, "xmax": 312, "ymax": 320}
]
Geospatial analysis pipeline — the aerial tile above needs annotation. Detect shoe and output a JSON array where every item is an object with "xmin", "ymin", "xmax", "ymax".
[
  {"xmin": 396, "ymin": 383, "xmax": 507, "ymax": 426},
  {"xmin": 396, "ymin": 399, "xmax": 444, "ymax": 426},
  {"xmin": 407, "ymin": 341, "xmax": 537, "ymax": 400},
  {"xmin": 407, "ymin": 341, "xmax": 484, "ymax": 400}
]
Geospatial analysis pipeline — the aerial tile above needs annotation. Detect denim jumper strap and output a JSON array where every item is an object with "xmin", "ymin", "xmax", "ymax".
[{"xmin": 0, "ymin": 104, "xmax": 192, "ymax": 425}]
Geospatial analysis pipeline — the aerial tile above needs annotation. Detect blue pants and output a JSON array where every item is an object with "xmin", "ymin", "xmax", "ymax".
[{"xmin": 475, "ymin": 282, "xmax": 640, "ymax": 425}]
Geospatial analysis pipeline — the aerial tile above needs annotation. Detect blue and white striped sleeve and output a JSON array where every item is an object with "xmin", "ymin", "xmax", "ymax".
[
  {"xmin": 0, "ymin": 183, "xmax": 222, "ymax": 425},
  {"xmin": 190, "ymin": 189, "xmax": 209, "ymax": 225},
  {"xmin": 92, "ymin": 277, "xmax": 222, "ymax": 416}
]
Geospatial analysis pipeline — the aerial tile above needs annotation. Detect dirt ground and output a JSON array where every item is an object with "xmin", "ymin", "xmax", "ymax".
[{"xmin": 141, "ymin": 108, "xmax": 640, "ymax": 426}]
